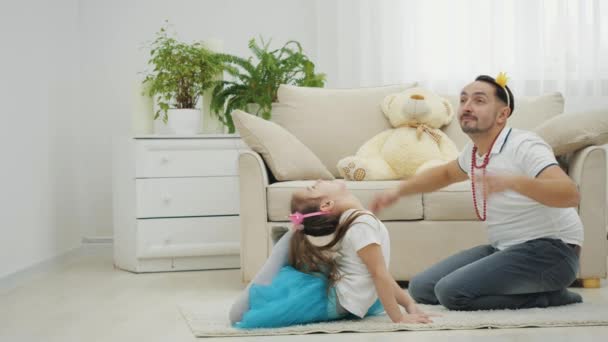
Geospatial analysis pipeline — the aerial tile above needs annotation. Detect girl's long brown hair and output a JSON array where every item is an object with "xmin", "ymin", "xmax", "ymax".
[{"xmin": 288, "ymin": 194, "xmax": 368, "ymax": 287}]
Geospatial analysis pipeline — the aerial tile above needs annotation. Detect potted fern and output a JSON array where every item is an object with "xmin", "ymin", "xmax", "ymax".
[
  {"xmin": 210, "ymin": 37, "xmax": 326, "ymax": 133},
  {"xmin": 144, "ymin": 25, "xmax": 224, "ymax": 135}
]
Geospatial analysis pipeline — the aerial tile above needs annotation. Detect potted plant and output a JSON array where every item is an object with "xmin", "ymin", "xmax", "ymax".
[
  {"xmin": 143, "ymin": 24, "xmax": 224, "ymax": 135},
  {"xmin": 210, "ymin": 37, "xmax": 326, "ymax": 133}
]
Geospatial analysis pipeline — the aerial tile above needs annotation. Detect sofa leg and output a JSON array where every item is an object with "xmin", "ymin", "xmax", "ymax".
[{"xmin": 581, "ymin": 278, "xmax": 601, "ymax": 288}]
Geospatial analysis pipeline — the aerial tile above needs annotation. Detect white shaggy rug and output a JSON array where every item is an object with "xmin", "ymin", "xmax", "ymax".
[{"xmin": 179, "ymin": 298, "xmax": 608, "ymax": 337}]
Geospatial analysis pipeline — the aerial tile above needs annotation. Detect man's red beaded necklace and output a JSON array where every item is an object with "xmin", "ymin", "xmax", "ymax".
[{"xmin": 470, "ymin": 133, "xmax": 501, "ymax": 221}]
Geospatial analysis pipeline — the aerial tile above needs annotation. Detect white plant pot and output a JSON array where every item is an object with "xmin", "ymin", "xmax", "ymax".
[{"xmin": 167, "ymin": 108, "xmax": 201, "ymax": 135}]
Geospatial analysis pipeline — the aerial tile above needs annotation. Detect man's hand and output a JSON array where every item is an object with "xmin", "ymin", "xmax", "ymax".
[
  {"xmin": 479, "ymin": 172, "xmax": 517, "ymax": 196},
  {"xmin": 474, "ymin": 166, "xmax": 579, "ymax": 208},
  {"xmin": 369, "ymin": 188, "xmax": 400, "ymax": 214}
]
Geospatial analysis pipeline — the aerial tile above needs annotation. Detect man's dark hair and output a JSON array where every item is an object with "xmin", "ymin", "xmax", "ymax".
[{"xmin": 475, "ymin": 75, "xmax": 515, "ymax": 116}]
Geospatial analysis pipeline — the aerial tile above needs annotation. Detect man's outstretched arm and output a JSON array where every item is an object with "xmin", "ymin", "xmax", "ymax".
[
  {"xmin": 484, "ymin": 165, "xmax": 580, "ymax": 208},
  {"xmin": 370, "ymin": 160, "xmax": 469, "ymax": 213}
]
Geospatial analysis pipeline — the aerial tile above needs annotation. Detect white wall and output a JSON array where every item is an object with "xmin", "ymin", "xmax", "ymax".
[
  {"xmin": 77, "ymin": 0, "xmax": 318, "ymax": 239},
  {"xmin": 0, "ymin": 0, "xmax": 319, "ymax": 278},
  {"xmin": 0, "ymin": 0, "xmax": 81, "ymax": 278}
]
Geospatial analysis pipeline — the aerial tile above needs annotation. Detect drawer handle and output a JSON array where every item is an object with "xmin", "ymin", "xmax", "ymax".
[
  {"xmin": 160, "ymin": 155, "xmax": 170, "ymax": 164},
  {"xmin": 162, "ymin": 194, "xmax": 172, "ymax": 204}
]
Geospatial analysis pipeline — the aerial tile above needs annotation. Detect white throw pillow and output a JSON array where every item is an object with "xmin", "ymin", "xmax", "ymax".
[
  {"xmin": 535, "ymin": 110, "xmax": 608, "ymax": 156},
  {"xmin": 233, "ymin": 110, "xmax": 335, "ymax": 181}
]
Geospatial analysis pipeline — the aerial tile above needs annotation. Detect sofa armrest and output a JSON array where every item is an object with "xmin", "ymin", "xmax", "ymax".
[
  {"xmin": 238, "ymin": 150, "xmax": 270, "ymax": 283},
  {"xmin": 568, "ymin": 144, "xmax": 608, "ymax": 278}
]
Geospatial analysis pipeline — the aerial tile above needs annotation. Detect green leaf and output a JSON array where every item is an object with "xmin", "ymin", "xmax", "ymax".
[
  {"xmin": 142, "ymin": 22, "xmax": 226, "ymax": 120},
  {"xmin": 204, "ymin": 35, "xmax": 325, "ymax": 130}
]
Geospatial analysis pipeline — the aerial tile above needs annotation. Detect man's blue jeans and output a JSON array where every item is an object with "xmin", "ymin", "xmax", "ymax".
[{"xmin": 408, "ymin": 238, "xmax": 581, "ymax": 310}]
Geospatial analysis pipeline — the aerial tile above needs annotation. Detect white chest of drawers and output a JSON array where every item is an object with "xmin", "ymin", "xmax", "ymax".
[{"xmin": 112, "ymin": 135, "xmax": 245, "ymax": 272}]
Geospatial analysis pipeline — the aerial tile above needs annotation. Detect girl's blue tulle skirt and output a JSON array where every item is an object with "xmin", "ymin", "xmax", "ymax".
[{"xmin": 234, "ymin": 266, "xmax": 384, "ymax": 329}]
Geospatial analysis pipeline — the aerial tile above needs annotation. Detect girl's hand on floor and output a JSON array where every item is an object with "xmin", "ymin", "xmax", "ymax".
[
  {"xmin": 398, "ymin": 313, "xmax": 433, "ymax": 324},
  {"xmin": 405, "ymin": 303, "xmax": 442, "ymax": 317}
]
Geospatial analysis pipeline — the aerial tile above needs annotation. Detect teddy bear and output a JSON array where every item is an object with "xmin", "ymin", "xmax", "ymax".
[{"xmin": 337, "ymin": 87, "xmax": 459, "ymax": 181}]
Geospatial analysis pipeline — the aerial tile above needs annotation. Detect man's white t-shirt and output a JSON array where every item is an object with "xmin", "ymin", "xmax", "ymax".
[
  {"xmin": 334, "ymin": 209, "xmax": 390, "ymax": 318},
  {"xmin": 457, "ymin": 127, "xmax": 584, "ymax": 250}
]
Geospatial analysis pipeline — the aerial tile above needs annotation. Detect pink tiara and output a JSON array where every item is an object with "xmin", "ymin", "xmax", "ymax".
[{"xmin": 288, "ymin": 211, "xmax": 329, "ymax": 225}]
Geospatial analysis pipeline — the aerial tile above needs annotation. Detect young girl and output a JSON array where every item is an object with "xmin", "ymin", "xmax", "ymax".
[{"xmin": 229, "ymin": 180, "xmax": 432, "ymax": 328}]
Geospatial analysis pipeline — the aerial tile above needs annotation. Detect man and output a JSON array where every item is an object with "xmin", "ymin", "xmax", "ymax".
[{"xmin": 370, "ymin": 74, "xmax": 583, "ymax": 311}]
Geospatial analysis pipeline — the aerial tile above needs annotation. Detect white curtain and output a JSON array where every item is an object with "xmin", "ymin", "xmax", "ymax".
[{"xmin": 314, "ymin": 0, "xmax": 608, "ymax": 106}]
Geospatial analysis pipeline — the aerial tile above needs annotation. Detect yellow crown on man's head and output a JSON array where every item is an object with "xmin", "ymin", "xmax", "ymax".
[
  {"xmin": 496, "ymin": 72, "xmax": 509, "ymax": 88},
  {"xmin": 495, "ymin": 72, "xmax": 510, "ymax": 107}
]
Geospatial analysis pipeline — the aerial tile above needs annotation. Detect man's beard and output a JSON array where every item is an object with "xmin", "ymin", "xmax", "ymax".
[{"xmin": 460, "ymin": 116, "xmax": 494, "ymax": 134}]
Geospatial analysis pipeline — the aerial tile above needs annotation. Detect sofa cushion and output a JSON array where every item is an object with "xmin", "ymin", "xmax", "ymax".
[
  {"xmin": 272, "ymin": 84, "xmax": 416, "ymax": 177},
  {"xmin": 534, "ymin": 110, "xmax": 608, "ymax": 156},
  {"xmin": 423, "ymin": 181, "xmax": 477, "ymax": 220},
  {"xmin": 233, "ymin": 110, "xmax": 335, "ymax": 181},
  {"xmin": 266, "ymin": 180, "xmax": 423, "ymax": 221},
  {"xmin": 442, "ymin": 92, "xmax": 565, "ymax": 151}
]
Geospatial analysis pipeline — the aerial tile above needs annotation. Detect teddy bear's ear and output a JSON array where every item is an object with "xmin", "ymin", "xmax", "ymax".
[
  {"xmin": 442, "ymin": 99, "xmax": 455, "ymax": 125},
  {"xmin": 382, "ymin": 95, "xmax": 397, "ymax": 114}
]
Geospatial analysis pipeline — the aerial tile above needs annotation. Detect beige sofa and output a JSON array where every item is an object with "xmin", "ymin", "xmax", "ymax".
[{"xmin": 238, "ymin": 84, "xmax": 608, "ymax": 287}]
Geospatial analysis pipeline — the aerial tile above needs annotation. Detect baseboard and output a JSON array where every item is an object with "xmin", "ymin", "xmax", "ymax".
[
  {"xmin": 0, "ymin": 245, "xmax": 100, "ymax": 295},
  {"xmin": 82, "ymin": 236, "xmax": 113, "ymax": 244}
]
